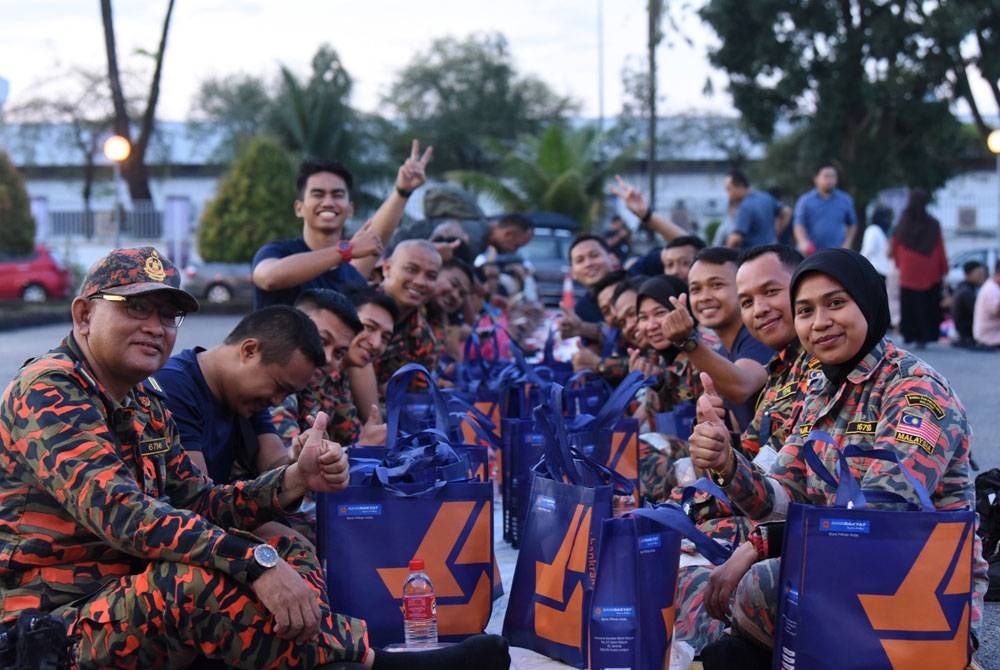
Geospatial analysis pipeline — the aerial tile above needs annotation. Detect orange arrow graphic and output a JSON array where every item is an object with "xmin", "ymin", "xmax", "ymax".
[
  {"xmin": 858, "ymin": 521, "xmax": 966, "ymax": 632},
  {"xmin": 439, "ymin": 571, "xmax": 492, "ymax": 635},
  {"xmin": 376, "ymin": 501, "xmax": 476, "ymax": 599},
  {"xmin": 535, "ymin": 504, "xmax": 588, "ymax": 602},
  {"xmin": 536, "ymin": 583, "xmax": 585, "ymax": 648},
  {"xmin": 880, "ymin": 604, "xmax": 969, "ymax": 668}
]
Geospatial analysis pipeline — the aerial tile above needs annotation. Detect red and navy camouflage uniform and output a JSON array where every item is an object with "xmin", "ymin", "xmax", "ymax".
[
  {"xmin": 271, "ymin": 369, "xmax": 361, "ymax": 447},
  {"xmin": 722, "ymin": 339, "xmax": 986, "ymax": 648},
  {"xmin": 639, "ymin": 351, "xmax": 703, "ymax": 502},
  {"xmin": 374, "ymin": 307, "xmax": 442, "ymax": 394},
  {"xmin": 0, "ymin": 335, "xmax": 369, "ymax": 668},
  {"xmin": 672, "ymin": 341, "xmax": 817, "ymax": 653}
]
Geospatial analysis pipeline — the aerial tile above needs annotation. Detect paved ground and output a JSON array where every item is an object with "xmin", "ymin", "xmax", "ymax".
[{"xmin": 0, "ymin": 316, "xmax": 997, "ymax": 668}]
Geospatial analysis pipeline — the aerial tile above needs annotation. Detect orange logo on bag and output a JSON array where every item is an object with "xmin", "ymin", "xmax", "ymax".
[
  {"xmin": 857, "ymin": 521, "xmax": 972, "ymax": 667},
  {"xmin": 376, "ymin": 500, "xmax": 493, "ymax": 635},
  {"xmin": 608, "ymin": 429, "xmax": 639, "ymax": 500},
  {"xmin": 533, "ymin": 503, "xmax": 592, "ymax": 648}
]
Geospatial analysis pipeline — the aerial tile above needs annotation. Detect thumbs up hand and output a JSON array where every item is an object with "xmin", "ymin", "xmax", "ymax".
[{"xmin": 696, "ymin": 372, "xmax": 727, "ymax": 424}]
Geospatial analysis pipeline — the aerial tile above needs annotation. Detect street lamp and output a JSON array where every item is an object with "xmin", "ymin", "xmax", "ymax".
[
  {"xmin": 103, "ymin": 135, "xmax": 131, "ymax": 249},
  {"xmin": 989, "ymin": 129, "xmax": 1000, "ymax": 237}
]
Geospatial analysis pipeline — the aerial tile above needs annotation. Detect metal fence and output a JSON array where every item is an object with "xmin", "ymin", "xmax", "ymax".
[{"xmin": 46, "ymin": 201, "xmax": 162, "ymax": 240}]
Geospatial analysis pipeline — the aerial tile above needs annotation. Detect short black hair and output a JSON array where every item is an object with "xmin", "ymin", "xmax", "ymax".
[
  {"xmin": 225, "ymin": 305, "xmax": 326, "ymax": 368},
  {"xmin": 739, "ymin": 244, "xmax": 804, "ymax": 274},
  {"xmin": 591, "ymin": 270, "xmax": 628, "ymax": 298},
  {"xmin": 442, "ymin": 258, "xmax": 475, "ymax": 285},
  {"xmin": 496, "ymin": 213, "xmax": 534, "ymax": 232},
  {"xmin": 816, "ymin": 162, "xmax": 837, "ymax": 175},
  {"xmin": 296, "ymin": 158, "xmax": 354, "ymax": 197},
  {"xmin": 611, "ymin": 275, "xmax": 646, "ymax": 302},
  {"xmin": 727, "ymin": 169, "xmax": 749, "ymax": 189},
  {"xmin": 694, "ymin": 246, "xmax": 740, "ymax": 267},
  {"xmin": 569, "ymin": 234, "xmax": 610, "ymax": 258},
  {"xmin": 295, "ymin": 288, "xmax": 363, "ymax": 335},
  {"xmin": 666, "ymin": 235, "xmax": 707, "ymax": 251},
  {"xmin": 963, "ymin": 260, "xmax": 985, "ymax": 275},
  {"xmin": 343, "ymin": 286, "xmax": 400, "ymax": 323}
]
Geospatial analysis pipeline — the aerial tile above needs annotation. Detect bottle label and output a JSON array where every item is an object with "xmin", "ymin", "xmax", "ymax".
[{"xmin": 403, "ymin": 594, "xmax": 436, "ymax": 621}]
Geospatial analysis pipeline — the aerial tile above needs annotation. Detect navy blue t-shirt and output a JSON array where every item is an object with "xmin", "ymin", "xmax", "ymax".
[
  {"xmin": 720, "ymin": 325, "xmax": 774, "ymax": 431},
  {"xmin": 153, "ymin": 348, "xmax": 277, "ymax": 484},
  {"xmin": 252, "ymin": 237, "xmax": 368, "ymax": 309}
]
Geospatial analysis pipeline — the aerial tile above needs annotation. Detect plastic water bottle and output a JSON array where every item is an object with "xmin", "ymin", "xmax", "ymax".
[
  {"xmin": 402, "ymin": 558, "xmax": 438, "ymax": 647},
  {"xmin": 561, "ymin": 270, "xmax": 575, "ymax": 312}
]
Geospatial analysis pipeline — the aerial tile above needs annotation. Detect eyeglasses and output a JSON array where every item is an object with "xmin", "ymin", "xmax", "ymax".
[{"xmin": 90, "ymin": 294, "xmax": 186, "ymax": 328}]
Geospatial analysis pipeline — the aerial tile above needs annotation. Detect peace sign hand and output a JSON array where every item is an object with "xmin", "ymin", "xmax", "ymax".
[{"xmin": 396, "ymin": 139, "xmax": 434, "ymax": 193}]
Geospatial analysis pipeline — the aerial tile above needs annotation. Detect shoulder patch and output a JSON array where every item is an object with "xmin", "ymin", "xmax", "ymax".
[
  {"xmin": 893, "ymin": 412, "xmax": 941, "ymax": 455},
  {"xmin": 798, "ymin": 423, "xmax": 813, "ymax": 437},
  {"xmin": 905, "ymin": 393, "xmax": 945, "ymax": 420}
]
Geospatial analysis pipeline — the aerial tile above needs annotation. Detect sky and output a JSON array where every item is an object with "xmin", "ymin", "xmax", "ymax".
[{"xmin": 0, "ymin": 0, "xmax": 735, "ymax": 122}]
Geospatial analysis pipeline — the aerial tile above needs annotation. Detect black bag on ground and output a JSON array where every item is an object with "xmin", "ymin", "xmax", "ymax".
[{"xmin": 975, "ymin": 468, "xmax": 1000, "ymax": 601}]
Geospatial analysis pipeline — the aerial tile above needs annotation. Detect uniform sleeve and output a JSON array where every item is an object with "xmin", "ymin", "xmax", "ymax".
[
  {"xmin": 861, "ymin": 373, "xmax": 972, "ymax": 512},
  {"xmin": 270, "ymin": 394, "xmax": 301, "ymax": 441},
  {"xmin": 8, "ymin": 372, "xmax": 282, "ymax": 585}
]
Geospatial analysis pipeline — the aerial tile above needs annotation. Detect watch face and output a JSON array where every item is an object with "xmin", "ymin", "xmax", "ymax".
[{"xmin": 253, "ymin": 543, "xmax": 280, "ymax": 569}]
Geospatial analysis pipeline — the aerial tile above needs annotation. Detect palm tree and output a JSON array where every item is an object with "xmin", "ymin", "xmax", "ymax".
[{"xmin": 447, "ymin": 124, "xmax": 626, "ymax": 230}]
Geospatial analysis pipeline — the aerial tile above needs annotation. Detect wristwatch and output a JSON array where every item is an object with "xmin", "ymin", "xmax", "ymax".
[
  {"xmin": 673, "ymin": 332, "xmax": 699, "ymax": 353},
  {"xmin": 246, "ymin": 543, "xmax": 279, "ymax": 583},
  {"xmin": 336, "ymin": 240, "xmax": 353, "ymax": 263}
]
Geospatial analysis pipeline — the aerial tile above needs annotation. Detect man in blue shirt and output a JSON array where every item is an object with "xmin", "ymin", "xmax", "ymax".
[
  {"xmin": 658, "ymin": 247, "xmax": 774, "ymax": 431},
  {"xmin": 724, "ymin": 170, "xmax": 789, "ymax": 250},
  {"xmin": 253, "ymin": 142, "xmax": 432, "ymax": 308},
  {"xmin": 153, "ymin": 305, "xmax": 337, "ymax": 484},
  {"xmin": 792, "ymin": 163, "xmax": 857, "ymax": 253}
]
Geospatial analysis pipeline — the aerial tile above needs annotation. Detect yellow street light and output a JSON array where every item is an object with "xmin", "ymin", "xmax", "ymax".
[
  {"xmin": 103, "ymin": 135, "xmax": 131, "ymax": 247},
  {"xmin": 988, "ymin": 129, "xmax": 1000, "ymax": 155},
  {"xmin": 103, "ymin": 135, "xmax": 131, "ymax": 163}
]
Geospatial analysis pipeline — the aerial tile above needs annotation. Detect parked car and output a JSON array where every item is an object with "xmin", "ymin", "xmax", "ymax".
[
  {"xmin": 181, "ymin": 262, "xmax": 254, "ymax": 304},
  {"xmin": 516, "ymin": 213, "xmax": 581, "ymax": 307},
  {"xmin": 946, "ymin": 246, "xmax": 998, "ymax": 292},
  {"xmin": 0, "ymin": 244, "xmax": 72, "ymax": 302}
]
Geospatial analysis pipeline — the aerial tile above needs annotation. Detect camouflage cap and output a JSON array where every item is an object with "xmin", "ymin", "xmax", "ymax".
[{"xmin": 79, "ymin": 246, "xmax": 199, "ymax": 312}]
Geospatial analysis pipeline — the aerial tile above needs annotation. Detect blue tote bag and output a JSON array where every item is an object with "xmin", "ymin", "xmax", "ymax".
[
  {"xmin": 774, "ymin": 432, "xmax": 974, "ymax": 670},
  {"xmin": 502, "ymin": 384, "xmax": 633, "ymax": 668},
  {"xmin": 317, "ymin": 430, "xmax": 494, "ymax": 646},
  {"xmin": 589, "ymin": 497, "xmax": 734, "ymax": 670}
]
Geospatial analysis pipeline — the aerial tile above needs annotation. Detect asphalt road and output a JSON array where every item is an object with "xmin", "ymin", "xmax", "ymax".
[{"xmin": 0, "ymin": 315, "xmax": 998, "ymax": 667}]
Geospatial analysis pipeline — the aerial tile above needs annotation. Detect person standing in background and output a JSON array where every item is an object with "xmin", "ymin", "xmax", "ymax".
[
  {"xmin": 860, "ymin": 205, "xmax": 894, "ymax": 282},
  {"xmin": 891, "ymin": 189, "xmax": 948, "ymax": 349},
  {"xmin": 792, "ymin": 164, "xmax": 857, "ymax": 254}
]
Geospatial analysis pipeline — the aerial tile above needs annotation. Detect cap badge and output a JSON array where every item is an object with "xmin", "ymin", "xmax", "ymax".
[{"xmin": 144, "ymin": 251, "xmax": 166, "ymax": 281}]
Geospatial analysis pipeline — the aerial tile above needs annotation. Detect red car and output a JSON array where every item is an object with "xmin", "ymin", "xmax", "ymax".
[{"xmin": 0, "ymin": 244, "xmax": 72, "ymax": 302}]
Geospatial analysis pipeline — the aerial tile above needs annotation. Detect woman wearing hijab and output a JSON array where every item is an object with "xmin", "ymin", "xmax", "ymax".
[
  {"xmin": 631, "ymin": 275, "xmax": 704, "ymax": 501},
  {"xmin": 687, "ymin": 249, "xmax": 985, "ymax": 667},
  {"xmin": 891, "ymin": 189, "xmax": 948, "ymax": 348}
]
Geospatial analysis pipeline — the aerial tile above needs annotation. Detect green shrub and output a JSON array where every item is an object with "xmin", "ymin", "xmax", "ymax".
[
  {"xmin": 198, "ymin": 136, "xmax": 299, "ymax": 262},
  {"xmin": 0, "ymin": 150, "xmax": 36, "ymax": 255}
]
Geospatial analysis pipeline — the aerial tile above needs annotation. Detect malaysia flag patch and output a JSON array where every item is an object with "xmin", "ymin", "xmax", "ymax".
[{"xmin": 894, "ymin": 413, "xmax": 941, "ymax": 454}]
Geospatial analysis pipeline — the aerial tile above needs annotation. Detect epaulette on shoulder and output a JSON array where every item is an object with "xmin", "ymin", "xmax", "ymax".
[{"xmin": 143, "ymin": 376, "xmax": 166, "ymax": 399}]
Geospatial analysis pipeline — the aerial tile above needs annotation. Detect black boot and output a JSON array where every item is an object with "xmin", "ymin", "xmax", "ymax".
[{"xmin": 700, "ymin": 633, "xmax": 773, "ymax": 670}]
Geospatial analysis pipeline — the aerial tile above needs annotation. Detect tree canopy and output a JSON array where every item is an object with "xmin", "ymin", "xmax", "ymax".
[
  {"xmin": 701, "ymin": 0, "xmax": 995, "ymax": 214},
  {"xmin": 383, "ymin": 33, "xmax": 578, "ymax": 174},
  {"xmin": 448, "ymin": 125, "xmax": 624, "ymax": 230},
  {"xmin": 197, "ymin": 136, "xmax": 298, "ymax": 263},
  {"xmin": 0, "ymin": 150, "xmax": 36, "ymax": 255}
]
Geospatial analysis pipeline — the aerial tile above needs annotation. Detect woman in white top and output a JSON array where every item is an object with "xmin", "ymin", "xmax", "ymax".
[{"xmin": 861, "ymin": 205, "xmax": 894, "ymax": 281}]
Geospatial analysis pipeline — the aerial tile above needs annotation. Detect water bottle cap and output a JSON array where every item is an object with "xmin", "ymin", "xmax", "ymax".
[{"xmin": 408, "ymin": 559, "xmax": 424, "ymax": 571}]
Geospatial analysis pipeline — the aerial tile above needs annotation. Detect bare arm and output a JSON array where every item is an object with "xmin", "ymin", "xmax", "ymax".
[
  {"xmin": 724, "ymin": 231, "xmax": 744, "ymax": 249},
  {"xmin": 842, "ymin": 224, "xmax": 857, "ymax": 249},
  {"xmin": 255, "ymin": 432, "xmax": 291, "ymax": 473},
  {"xmin": 351, "ymin": 140, "xmax": 433, "ymax": 279},
  {"xmin": 252, "ymin": 246, "xmax": 345, "ymax": 292},
  {"xmin": 347, "ymin": 364, "xmax": 379, "ymax": 422},
  {"xmin": 774, "ymin": 205, "xmax": 792, "ymax": 236},
  {"xmin": 610, "ymin": 175, "xmax": 686, "ymax": 243}
]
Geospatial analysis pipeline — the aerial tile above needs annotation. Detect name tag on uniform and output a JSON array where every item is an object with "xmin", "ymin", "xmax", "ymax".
[
  {"xmin": 139, "ymin": 438, "xmax": 169, "ymax": 456},
  {"xmin": 846, "ymin": 420, "xmax": 876, "ymax": 436},
  {"xmin": 774, "ymin": 383, "xmax": 797, "ymax": 401}
]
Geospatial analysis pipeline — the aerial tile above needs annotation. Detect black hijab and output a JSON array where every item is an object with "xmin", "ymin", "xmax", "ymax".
[
  {"xmin": 893, "ymin": 189, "xmax": 940, "ymax": 256},
  {"xmin": 636, "ymin": 274, "xmax": 691, "ymax": 363},
  {"xmin": 790, "ymin": 248, "xmax": 890, "ymax": 387}
]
